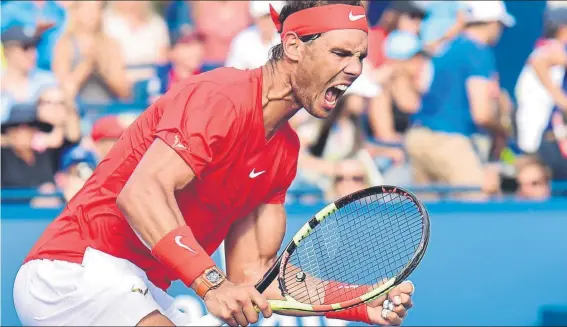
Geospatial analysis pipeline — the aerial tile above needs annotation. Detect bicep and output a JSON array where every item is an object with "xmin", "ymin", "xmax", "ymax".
[
  {"xmin": 125, "ymin": 138, "xmax": 195, "ymax": 192},
  {"xmin": 225, "ymin": 204, "xmax": 287, "ymax": 283}
]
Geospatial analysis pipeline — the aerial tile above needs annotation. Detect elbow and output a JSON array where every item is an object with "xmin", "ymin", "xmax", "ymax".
[{"xmin": 116, "ymin": 177, "xmax": 146, "ymax": 221}]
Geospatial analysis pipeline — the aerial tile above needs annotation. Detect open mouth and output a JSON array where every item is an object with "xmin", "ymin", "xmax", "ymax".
[{"xmin": 324, "ymin": 84, "xmax": 349, "ymax": 108}]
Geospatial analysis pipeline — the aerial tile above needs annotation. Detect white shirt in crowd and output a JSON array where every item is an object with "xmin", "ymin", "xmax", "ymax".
[
  {"xmin": 515, "ymin": 40, "xmax": 565, "ymax": 153},
  {"xmin": 103, "ymin": 9, "xmax": 170, "ymax": 83},
  {"xmin": 225, "ymin": 26, "xmax": 281, "ymax": 70}
]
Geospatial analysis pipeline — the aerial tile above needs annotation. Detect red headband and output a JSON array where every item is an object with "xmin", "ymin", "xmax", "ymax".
[{"xmin": 270, "ymin": 4, "xmax": 368, "ymax": 40}]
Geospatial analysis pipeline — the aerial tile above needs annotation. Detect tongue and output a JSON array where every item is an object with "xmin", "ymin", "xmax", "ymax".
[{"xmin": 325, "ymin": 88, "xmax": 338, "ymax": 103}]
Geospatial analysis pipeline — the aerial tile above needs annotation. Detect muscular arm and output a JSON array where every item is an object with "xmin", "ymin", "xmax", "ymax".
[
  {"xmin": 225, "ymin": 203, "xmax": 286, "ymax": 302},
  {"xmin": 117, "ymin": 138, "xmax": 194, "ymax": 252}
]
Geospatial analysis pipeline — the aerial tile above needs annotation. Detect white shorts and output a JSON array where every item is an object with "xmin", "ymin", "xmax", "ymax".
[{"xmin": 13, "ymin": 247, "xmax": 192, "ymax": 326}]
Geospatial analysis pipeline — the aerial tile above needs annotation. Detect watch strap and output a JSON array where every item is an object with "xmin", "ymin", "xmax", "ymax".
[{"xmin": 195, "ymin": 267, "xmax": 226, "ymax": 299}]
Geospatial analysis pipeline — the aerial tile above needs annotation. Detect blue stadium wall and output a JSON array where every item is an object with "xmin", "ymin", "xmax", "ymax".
[{"xmin": 2, "ymin": 201, "xmax": 567, "ymax": 326}]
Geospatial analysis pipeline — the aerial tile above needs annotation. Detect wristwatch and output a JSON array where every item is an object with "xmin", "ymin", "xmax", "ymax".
[{"xmin": 194, "ymin": 267, "xmax": 226, "ymax": 299}]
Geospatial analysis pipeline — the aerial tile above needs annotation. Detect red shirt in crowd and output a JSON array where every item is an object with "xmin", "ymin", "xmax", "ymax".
[{"xmin": 25, "ymin": 67, "xmax": 300, "ymax": 290}]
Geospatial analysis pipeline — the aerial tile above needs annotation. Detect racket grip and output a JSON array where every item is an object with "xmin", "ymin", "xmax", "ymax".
[{"xmin": 186, "ymin": 313, "xmax": 225, "ymax": 326}]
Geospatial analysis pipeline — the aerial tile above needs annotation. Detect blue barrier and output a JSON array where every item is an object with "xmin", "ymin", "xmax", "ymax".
[{"xmin": 2, "ymin": 200, "xmax": 567, "ymax": 326}]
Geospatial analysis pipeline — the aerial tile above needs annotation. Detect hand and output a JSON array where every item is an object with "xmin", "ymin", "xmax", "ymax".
[
  {"xmin": 203, "ymin": 281, "xmax": 272, "ymax": 327},
  {"xmin": 366, "ymin": 281, "xmax": 414, "ymax": 326}
]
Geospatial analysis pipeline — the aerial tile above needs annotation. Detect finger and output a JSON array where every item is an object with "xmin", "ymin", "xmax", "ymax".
[
  {"xmin": 392, "ymin": 304, "xmax": 407, "ymax": 318},
  {"xmin": 242, "ymin": 301, "xmax": 260, "ymax": 325},
  {"xmin": 398, "ymin": 281, "xmax": 415, "ymax": 295},
  {"xmin": 249, "ymin": 290, "xmax": 272, "ymax": 318},
  {"xmin": 233, "ymin": 311, "xmax": 249, "ymax": 327},
  {"xmin": 399, "ymin": 293, "xmax": 413, "ymax": 309},
  {"xmin": 225, "ymin": 317, "xmax": 239, "ymax": 327},
  {"xmin": 384, "ymin": 310, "xmax": 402, "ymax": 326}
]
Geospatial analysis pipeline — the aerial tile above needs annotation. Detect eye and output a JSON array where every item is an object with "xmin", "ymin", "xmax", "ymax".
[{"xmin": 332, "ymin": 50, "xmax": 350, "ymax": 58}]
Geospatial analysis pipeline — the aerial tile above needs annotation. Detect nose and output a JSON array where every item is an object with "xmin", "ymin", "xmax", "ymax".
[{"xmin": 343, "ymin": 56, "xmax": 363, "ymax": 77}]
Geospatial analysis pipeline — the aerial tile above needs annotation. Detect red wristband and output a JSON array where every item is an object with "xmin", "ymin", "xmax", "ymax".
[
  {"xmin": 323, "ymin": 281, "xmax": 371, "ymax": 324},
  {"xmin": 151, "ymin": 226, "xmax": 215, "ymax": 287}
]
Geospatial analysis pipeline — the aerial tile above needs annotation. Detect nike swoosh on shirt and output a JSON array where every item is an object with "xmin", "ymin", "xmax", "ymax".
[
  {"xmin": 349, "ymin": 12, "xmax": 366, "ymax": 21},
  {"xmin": 249, "ymin": 169, "xmax": 266, "ymax": 178},
  {"xmin": 175, "ymin": 236, "xmax": 197, "ymax": 253}
]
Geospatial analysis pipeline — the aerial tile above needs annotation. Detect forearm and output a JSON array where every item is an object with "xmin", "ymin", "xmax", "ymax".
[{"xmin": 117, "ymin": 179, "xmax": 186, "ymax": 246}]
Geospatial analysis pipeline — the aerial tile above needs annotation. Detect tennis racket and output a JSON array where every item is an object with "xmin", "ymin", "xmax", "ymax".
[{"xmin": 189, "ymin": 185, "xmax": 430, "ymax": 326}]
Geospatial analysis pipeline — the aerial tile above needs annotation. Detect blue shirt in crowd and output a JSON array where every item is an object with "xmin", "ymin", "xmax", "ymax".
[
  {"xmin": 1, "ymin": 1, "xmax": 67, "ymax": 70},
  {"xmin": 412, "ymin": 35, "xmax": 497, "ymax": 137}
]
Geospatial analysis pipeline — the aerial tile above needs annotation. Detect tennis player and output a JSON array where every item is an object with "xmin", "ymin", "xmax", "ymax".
[{"xmin": 13, "ymin": 1, "xmax": 414, "ymax": 326}]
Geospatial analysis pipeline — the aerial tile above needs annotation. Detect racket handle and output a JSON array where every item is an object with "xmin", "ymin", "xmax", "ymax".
[{"xmin": 186, "ymin": 313, "xmax": 225, "ymax": 326}]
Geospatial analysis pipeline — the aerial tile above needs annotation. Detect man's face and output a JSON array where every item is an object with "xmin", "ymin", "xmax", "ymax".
[
  {"xmin": 6, "ymin": 125, "xmax": 36, "ymax": 150},
  {"xmin": 488, "ymin": 21, "xmax": 504, "ymax": 45},
  {"xmin": 172, "ymin": 41, "xmax": 204, "ymax": 71},
  {"xmin": 4, "ymin": 43, "xmax": 37, "ymax": 72},
  {"xmin": 517, "ymin": 165, "xmax": 550, "ymax": 200},
  {"xmin": 333, "ymin": 159, "xmax": 368, "ymax": 198},
  {"xmin": 293, "ymin": 29, "xmax": 368, "ymax": 119}
]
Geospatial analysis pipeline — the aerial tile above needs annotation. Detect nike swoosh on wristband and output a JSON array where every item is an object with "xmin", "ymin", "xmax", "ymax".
[
  {"xmin": 349, "ymin": 11, "xmax": 366, "ymax": 21},
  {"xmin": 175, "ymin": 236, "xmax": 197, "ymax": 253},
  {"xmin": 249, "ymin": 169, "xmax": 265, "ymax": 178}
]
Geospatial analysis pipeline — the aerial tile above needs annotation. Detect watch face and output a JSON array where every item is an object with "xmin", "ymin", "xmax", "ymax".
[{"xmin": 206, "ymin": 270, "xmax": 222, "ymax": 284}]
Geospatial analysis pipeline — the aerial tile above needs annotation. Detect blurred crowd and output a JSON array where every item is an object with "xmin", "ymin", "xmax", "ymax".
[{"xmin": 1, "ymin": 0, "xmax": 566, "ymax": 207}]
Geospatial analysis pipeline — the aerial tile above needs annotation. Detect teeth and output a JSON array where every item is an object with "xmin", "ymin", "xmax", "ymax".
[{"xmin": 335, "ymin": 85, "xmax": 348, "ymax": 91}]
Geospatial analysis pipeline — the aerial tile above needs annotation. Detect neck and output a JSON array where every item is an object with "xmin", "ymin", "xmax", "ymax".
[
  {"xmin": 464, "ymin": 28, "xmax": 491, "ymax": 45},
  {"xmin": 260, "ymin": 61, "xmax": 302, "ymax": 139}
]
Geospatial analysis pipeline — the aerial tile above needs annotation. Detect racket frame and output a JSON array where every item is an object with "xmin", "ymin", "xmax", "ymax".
[{"xmin": 254, "ymin": 185, "xmax": 430, "ymax": 313}]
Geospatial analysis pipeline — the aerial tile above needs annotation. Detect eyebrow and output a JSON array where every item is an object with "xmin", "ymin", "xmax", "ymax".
[{"xmin": 331, "ymin": 47, "xmax": 367, "ymax": 59}]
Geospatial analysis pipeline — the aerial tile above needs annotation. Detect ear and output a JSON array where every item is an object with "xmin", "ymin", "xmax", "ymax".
[{"xmin": 282, "ymin": 32, "xmax": 302, "ymax": 62}]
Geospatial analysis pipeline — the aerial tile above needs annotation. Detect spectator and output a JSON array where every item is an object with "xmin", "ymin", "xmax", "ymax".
[
  {"xmin": 103, "ymin": 1, "xmax": 170, "ymax": 84},
  {"xmin": 515, "ymin": 7, "xmax": 567, "ymax": 154},
  {"xmin": 369, "ymin": 30, "xmax": 428, "ymax": 142},
  {"xmin": 35, "ymin": 85, "xmax": 81, "ymax": 155},
  {"xmin": 192, "ymin": 1, "xmax": 251, "ymax": 69},
  {"xmin": 515, "ymin": 156, "xmax": 552, "ymax": 201},
  {"xmin": 405, "ymin": 1, "xmax": 515, "ymax": 200},
  {"xmin": 327, "ymin": 158, "xmax": 372, "ymax": 201},
  {"xmin": 53, "ymin": 1, "xmax": 131, "ymax": 104},
  {"xmin": 225, "ymin": 1, "xmax": 284, "ymax": 70},
  {"xmin": 367, "ymin": 1, "xmax": 426, "ymax": 69},
  {"xmin": 0, "ymin": 0, "xmax": 66, "ymax": 70},
  {"xmin": 515, "ymin": 7, "xmax": 567, "ymax": 182},
  {"xmin": 89, "ymin": 114, "xmax": 134, "ymax": 160},
  {"xmin": 1, "ymin": 103, "xmax": 57, "ymax": 189},
  {"xmin": 1, "ymin": 25, "xmax": 58, "ymax": 121},
  {"xmin": 367, "ymin": 31, "xmax": 429, "ymax": 185},
  {"xmin": 166, "ymin": 32, "xmax": 205, "ymax": 90},
  {"xmin": 55, "ymin": 145, "xmax": 98, "ymax": 201}
]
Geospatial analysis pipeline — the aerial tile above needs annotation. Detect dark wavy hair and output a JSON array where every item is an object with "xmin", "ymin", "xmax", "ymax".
[{"xmin": 268, "ymin": 0, "xmax": 364, "ymax": 61}]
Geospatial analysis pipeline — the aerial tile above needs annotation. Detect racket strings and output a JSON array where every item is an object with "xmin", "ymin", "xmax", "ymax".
[{"xmin": 282, "ymin": 191, "xmax": 424, "ymax": 305}]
